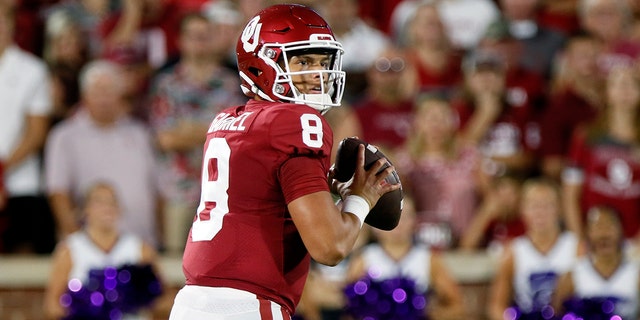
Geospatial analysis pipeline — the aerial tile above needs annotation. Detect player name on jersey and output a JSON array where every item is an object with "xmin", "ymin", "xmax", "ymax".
[{"xmin": 209, "ymin": 112, "xmax": 255, "ymax": 133}]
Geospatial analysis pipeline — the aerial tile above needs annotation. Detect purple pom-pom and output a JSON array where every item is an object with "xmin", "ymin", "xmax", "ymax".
[
  {"xmin": 62, "ymin": 264, "xmax": 162, "ymax": 320},
  {"xmin": 561, "ymin": 296, "xmax": 623, "ymax": 320},
  {"xmin": 344, "ymin": 275, "xmax": 428, "ymax": 320},
  {"xmin": 506, "ymin": 304, "xmax": 558, "ymax": 320}
]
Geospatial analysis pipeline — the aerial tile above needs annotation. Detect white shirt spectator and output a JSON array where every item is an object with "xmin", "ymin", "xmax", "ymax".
[
  {"xmin": 45, "ymin": 109, "xmax": 160, "ymax": 247},
  {"xmin": 391, "ymin": 0, "xmax": 499, "ymax": 50},
  {"xmin": 0, "ymin": 45, "xmax": 52, "ymax": 196},
  {"xmin": 336, "ymin": 19, "xmax": 390, "ymax": 72}
]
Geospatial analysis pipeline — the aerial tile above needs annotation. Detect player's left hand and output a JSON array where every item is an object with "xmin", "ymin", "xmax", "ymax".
[{"xmin": 328, "ymin": 165, "xmax": 352, "ymax": 200}]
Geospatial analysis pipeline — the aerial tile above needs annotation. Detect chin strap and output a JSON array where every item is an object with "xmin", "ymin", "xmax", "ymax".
[{"xmin": 297, "ymin": 93, "xmax": 334, "ymax": 114}]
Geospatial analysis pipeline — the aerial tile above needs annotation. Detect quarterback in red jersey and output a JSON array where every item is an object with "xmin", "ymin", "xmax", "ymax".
[{"xmin": 169, "ymin": 4, "xmax": 400, "ymax": 320}]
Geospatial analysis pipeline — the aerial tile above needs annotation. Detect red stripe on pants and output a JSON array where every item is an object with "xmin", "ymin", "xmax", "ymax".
[
  {"xmin": 259, "ymin": 299, "xmax": 273, "ymax": 320},
  {"xmin": 280, "ymin": 307, "xmax": 289, "ymax": 319}
]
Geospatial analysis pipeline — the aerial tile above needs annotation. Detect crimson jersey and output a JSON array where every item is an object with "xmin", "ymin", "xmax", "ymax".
[
  {"xmin": 567, "ymin": 129, "xmax": 640, "ymax": 238},
  {"xmin": 353, "ymin": 98, "xmax": 414, "ymax": 148},
  {"xmin": 407, "ymin": 49, "xmax": 463, "ymax": 94},
  {"xmin": 539, "ymin": 88, "xmax": 600, "ymax": 157},
  {"xmin": 182, "ymin": 100, "xmax": 333, "ymax": 314}
]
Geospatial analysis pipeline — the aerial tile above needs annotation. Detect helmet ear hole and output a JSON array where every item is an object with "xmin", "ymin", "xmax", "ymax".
[{"xmin": 248, "ymin": 67, "xmax": 262, "ymax": 77}]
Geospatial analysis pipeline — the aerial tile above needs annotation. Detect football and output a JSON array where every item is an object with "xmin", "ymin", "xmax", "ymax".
[{"xmin": 333, "ymin": 137, "xmax": 403, "ymax": 231}]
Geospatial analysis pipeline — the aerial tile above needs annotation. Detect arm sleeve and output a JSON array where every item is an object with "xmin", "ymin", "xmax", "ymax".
[
  {"xmin": 27, "ymin": 62, "xmax": 52, "ymax": 116},
  {"xmin": 279, "ymin": 156, "xmax": 330, "ymax": 204},
  {"xmin": 269, "ymin": 105, "xmax": 334, "ymax": 204}
]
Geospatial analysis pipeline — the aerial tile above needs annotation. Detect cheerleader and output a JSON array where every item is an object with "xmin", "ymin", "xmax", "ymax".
[
  {"xmin": 43, "ymin": 182, "xmax": 166, "ymax": 319},
  {"xmin": 344, "ymin": 197, "xmax": 465, "ymax": 319},
  {"xmin": 488, "ymin": 178, "xmax": 583, "ymax": 320},
  {"xmin": 553, "ymin": 206, "xmax": 640, "ymax": 319}
]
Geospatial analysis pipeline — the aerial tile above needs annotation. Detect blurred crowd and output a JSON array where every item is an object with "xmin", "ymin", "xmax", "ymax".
[{"xmin": 3, "ymin": 0, "xmax": 640, "ymax": 319}]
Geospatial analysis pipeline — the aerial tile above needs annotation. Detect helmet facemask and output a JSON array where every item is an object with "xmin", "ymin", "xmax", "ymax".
[{"xmin": 259, "ymin": 37, "xmax": 346, "ymax": 114}]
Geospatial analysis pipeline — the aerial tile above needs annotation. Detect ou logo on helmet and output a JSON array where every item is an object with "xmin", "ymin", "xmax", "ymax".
[{"xmin": 241, "ymin": 16, "xmax": 262, "ymax": 53}]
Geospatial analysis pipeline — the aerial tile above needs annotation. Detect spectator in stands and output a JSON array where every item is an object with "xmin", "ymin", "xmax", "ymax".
[
  {"xmin": 562, "ymin": 66, "xmax": 640, "ymax": 241},
  {"xmin": 99, "ymin": 0, "xmax": 185, "ymax": 69},
  {"xmin": 398, "ymin": 1, "xmax": 463, "ymax": 97},
  {"xmin": 43, "ymin": 10, "xmax": 89, "ymax": 72},
  {"xmin": 396, "ymin": 94, "xmax": 483, "ymax": 249},
  {"xmin": 8, "ymin": 0, "xmax": 50, "ymax": 55},
  {"xmin": 452, "ymin": 52, "xmax": 538, "ymax": 179},
  {"xmin": 539, "ymin": 32, "xmax": 604, "ymax": 181},
  {"xmin": 390, "ymin": 0, "xmax": 500, "ymax": 52},
  {"xmin": 351, "ymin": 46, "xmax": 415, "ymax": 154},
  {"xmin": 43, "ymin": 182, "xmax": 166, "ymax": 320},
  {"xmin": 0, "ymin": 5, "xmax": 56, "ymax": 254},
  {"xmin": 553, "ymin": 206, "xmax": 639, "ymax": 320},
  {"xmin": 43, "ymin": 0, "xmax": 115, "ymax": 57},
  {"xmin": 316, "ymin": 0, "xmax": 390, "ymax": 101},
  {"xmin": 459, "ymin": 172, "xmax": 525, "ymax": 252},
  {"xmin": 357, "ymin": 0, "xmax": 403, "ymax": 35},
  {"xmin": 103, "ymin": 44, "xmax": 153, "ymax": 121},
  {"xmin": 475, "ymin": 19, "xmax": 547, "ymax": 115},
  {"xmin": 45, "ymin": 60, "xmax": 162, "ymax": 248},
  {"xmin": 537, "ymin": 0, "xmax": 580, "ymax": 36},
  {"xmin": 486, "ymin": 178, "xmax": 582, "ymax": 320},
  {"xmin": 317, "ymin": 0, "xmax": 389, "ymax": 73},
  {"xmin": 473, "ymin": 19, "xmax": 550, "ymax": 172},
  {"xmin": 498, "ymin": 0, "xmax": 566, "ymax": 79},
  {"xmin": 344, "ymin": 196, "xmax": 466, "ymax": 320},
  {"xmin": 579, "ymin": 0, "xmax": 640, "ymax": 75},
  {"xmin": 43, "ymin": 10, "xmax": 89, "ymax": 123},
  {"xmin": 146, "ymin": 12, "xmax": 245, "ymax": 254},
  {"xmin": 200, "ymin": 0, "xmax": 243, "ymax": 68},
  {"xmin": 234, "ymin": 0, "xmax": 270, "ymax": 24}
]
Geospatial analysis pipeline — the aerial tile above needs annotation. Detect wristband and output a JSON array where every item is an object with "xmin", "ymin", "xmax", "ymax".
[{"xmin": 342, "ymin": 195, "xmax": 371, "ymax": 227}]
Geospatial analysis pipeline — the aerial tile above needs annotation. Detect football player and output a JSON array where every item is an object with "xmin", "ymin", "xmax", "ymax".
[{"xmin": 169, "ymin": 4, "xmax": 400, "ymax": 320}]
